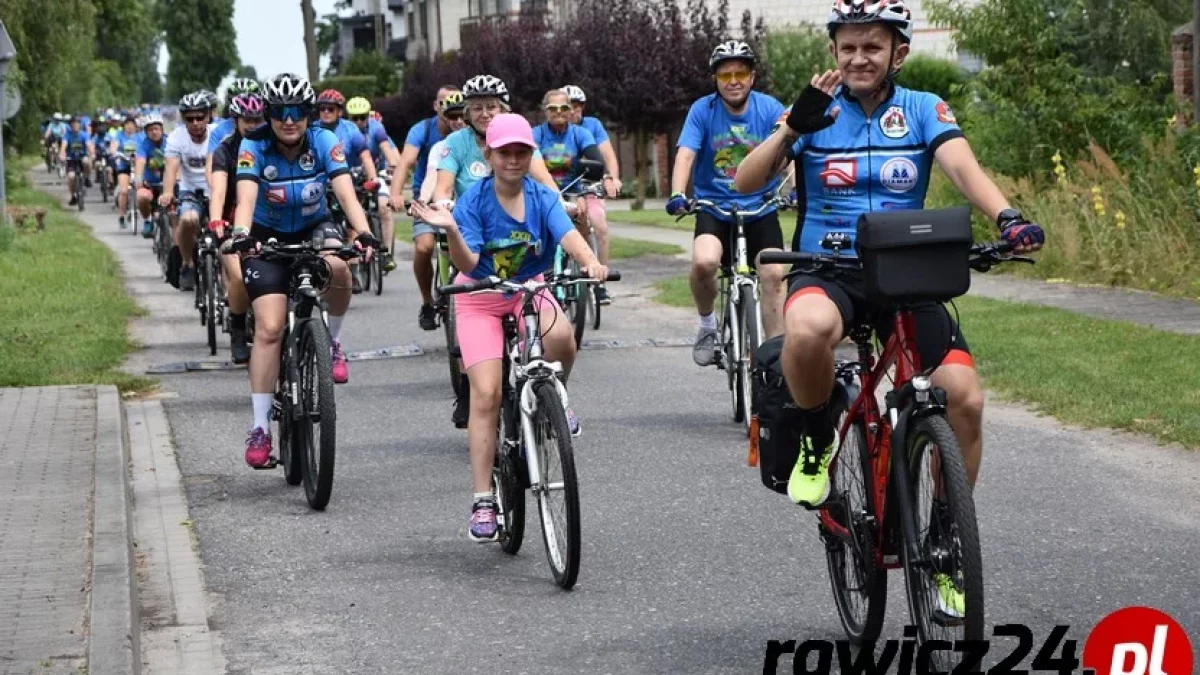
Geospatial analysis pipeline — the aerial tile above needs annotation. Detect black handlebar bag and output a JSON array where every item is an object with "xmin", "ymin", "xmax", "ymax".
[{"xmin": 855, "ymin": 206, "xmax": 974, "ymax": 304}]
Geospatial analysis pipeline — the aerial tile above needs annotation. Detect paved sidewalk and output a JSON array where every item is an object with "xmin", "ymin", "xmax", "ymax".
[
  {"xmin": 0, "ymin": 385, "xmax": 138, "ymax": 675},
  {"xmin": 607, "ymin": 221, "xmax": 1200, "ymax": 334}
]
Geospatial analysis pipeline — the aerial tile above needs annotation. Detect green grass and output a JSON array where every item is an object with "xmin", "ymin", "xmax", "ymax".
[
  {"xmin": 609, "ymin": 209, "xmax": 798, "ymax": 247},
  {"xmin": 608, "ymin": 237, "xmax": 682, "ymax": 259},
  {"xmin": 0, "ymin": 164, "xmax": 151, "ymax": 392},
  {"xmin": 652, "ymin": 274, "xmax": 695, "ymax": 308},
  {"xmin": 649, "ymin": 275, "xmax": 1200, "ymax": 447}
]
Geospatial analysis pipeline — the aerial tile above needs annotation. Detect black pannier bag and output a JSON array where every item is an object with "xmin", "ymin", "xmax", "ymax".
[
  {"xmin": 854, "ymin": 205, "xmax": 974, "ymax": 304},
  {"xmin": 753, "ymin": 335, "xmax": 803, "ymax": 494}
]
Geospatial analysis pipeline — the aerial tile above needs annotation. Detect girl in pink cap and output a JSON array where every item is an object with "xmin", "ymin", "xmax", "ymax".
[{"xmin": 411, "ymin": 113, "xmax": 607, "ymax": 542}]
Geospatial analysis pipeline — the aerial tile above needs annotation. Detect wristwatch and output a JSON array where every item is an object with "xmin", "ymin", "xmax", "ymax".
[{"xmin": 995, "ymin": 208, "xmax": 1023, "ymax": 229}]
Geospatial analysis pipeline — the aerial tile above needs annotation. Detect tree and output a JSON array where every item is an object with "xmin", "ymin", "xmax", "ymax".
[
  {"xmin": 94, "ymin": 0, "xmax": 159, "ymax": 102},
  {"xmin": 762, "ymin": 24, "xmax": 834, "ymax": 104},
  {"xmin": 158, "ymin": 0, "xmax": 239, "ymax": 97},
  {"xmin": 234, "ymin": 64, "xmax": 258, "ymax": 81},
  {"xmin": 375, "ymin": 53, "xmax": 468, "ymax": 143},
  {"xmin": 301, "ymin": 0, "xmax": 320, "ymax": 83},
  {"xmin": 562, "ymin": 0, "xmax": 734, "ymax": 207},
  {"xmin": 341, "ymin": 50, "xmax": 400, "ymax": 97}
]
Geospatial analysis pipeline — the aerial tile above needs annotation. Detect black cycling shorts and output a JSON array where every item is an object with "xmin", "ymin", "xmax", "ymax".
[
  {"xmin": 243, "ymin": 223, "xmax": 344, "ymax": 301},
  {"xmin": 693, "ymin": 210, "xmax": 784, "ymax": 270},
  {"xmin": 786, "ymin": 271, "xmax": 973, "ymax": 370}
]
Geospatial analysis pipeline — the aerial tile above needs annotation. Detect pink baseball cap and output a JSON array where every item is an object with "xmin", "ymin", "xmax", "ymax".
[{"xmin": 485, "ymin": 113, "xmax": 537, "ymax": 150}]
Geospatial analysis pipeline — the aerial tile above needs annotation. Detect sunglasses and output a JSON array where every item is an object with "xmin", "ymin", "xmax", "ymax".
[
  {"xmin": 317, "ymin": 105, "xmax": 340, "ymax": 113},
  {"xmin": 544, "ymin": 104, "xmax": 571, "ymax": 113},
  {"xmin": 349, "ymin": 115, "xmax": 369, "ymax": 122},
  {"xmin": 269, "ymin": 106, "xmax": 308, "ymax": 122},
  {"xmin": 716, "ymin": 70, "xmax": 752, "ymax": 84},
  {"xmin": 445, "ymin": 112, "xmax": 464, "ymax": 121},
  {"xmin": 183, "ymin": 115, "xmax": 207, "ymax": 123},
  {"xmin": 241, "ymin": 116, "xmax": 264, "ymax": 124}
]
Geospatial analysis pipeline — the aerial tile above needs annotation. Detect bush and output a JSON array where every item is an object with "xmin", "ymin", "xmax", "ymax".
[
  {"xmin": 763, "ymin": 24, "xmax": 834, "ymax": 104},
  {"xmin": 895, "ymin": 54, "xmax": 966, "ymax": 105},
  {"xmin": 340, "ymin": 51, "xmax": 401, "ymax": 97},
  {"xmin": 314, "ymin": 76, "xmax": 378, "ymax": 101}
]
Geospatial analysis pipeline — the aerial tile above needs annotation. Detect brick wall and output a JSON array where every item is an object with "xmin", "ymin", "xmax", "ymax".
[{"xmin": 1173, "ymin": 23, "xmax": 1194, "ymax": 128}]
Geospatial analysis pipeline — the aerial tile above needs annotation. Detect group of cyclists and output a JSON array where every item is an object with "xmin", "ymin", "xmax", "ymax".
[{"xmin": 41, "ymin": 0, "xmax": 1049, "ymax": 627}]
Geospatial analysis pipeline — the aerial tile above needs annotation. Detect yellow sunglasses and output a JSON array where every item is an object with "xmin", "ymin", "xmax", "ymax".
[{"xmin": 716, "ymin": 70, "xmax": 752, "ymax": 84}]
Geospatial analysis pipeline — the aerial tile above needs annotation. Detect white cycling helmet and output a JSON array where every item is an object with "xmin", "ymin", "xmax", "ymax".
[
  {"xmin": 462, "ymin": 75, "xmax": 510, "ymax": 105},
  {"xmin": 562, "ymin": 85, "xmax": 586, "ymax": 103},
  {"xmin": 178, "ymin": 92, "xmax": 210, "ymax": 114},
  {"xmin": 827, "ymin": 0, "xmax": 914, "ymax": 43},
  {"xmin": 141, "ymin": 112, "xmax": 164, "ymax": 129},
  {"xmin": 261, "ymin": 72, "xmax": 317, "ymax": 107},
  {"xmin": 709, "ymin": 40, "xmax": 756, "ymax": 72}
]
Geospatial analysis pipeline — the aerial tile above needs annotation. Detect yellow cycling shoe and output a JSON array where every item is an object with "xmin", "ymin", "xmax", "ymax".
[
  {"xmin": 787, "ymin": 432, "xmax": 838, "ymax": 507},
  {"xmin": 933, "ymin": 572, "xmax": 966, "ymax": 624}
]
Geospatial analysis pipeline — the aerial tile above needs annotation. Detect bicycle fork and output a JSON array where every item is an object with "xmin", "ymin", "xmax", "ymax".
[{"xmin": 884, "ymin": 376, "xmax": 945, "ymax": 571}]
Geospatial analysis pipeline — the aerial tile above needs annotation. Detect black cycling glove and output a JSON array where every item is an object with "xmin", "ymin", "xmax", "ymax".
[{"xmin": 786, "ymin": 86, "xmax": 838, "ymax": 135}]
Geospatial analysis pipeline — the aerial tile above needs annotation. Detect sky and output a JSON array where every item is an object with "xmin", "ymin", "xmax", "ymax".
[{"xmin": 159, "ymin": 0, "xmax": 340, "ymax": 86}]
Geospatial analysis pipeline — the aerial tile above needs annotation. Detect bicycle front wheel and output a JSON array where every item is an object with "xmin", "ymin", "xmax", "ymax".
[
  {"xmin": 588, "ymin": 233, "xmax": 601, "ymax": 331},
  {"xmin": 298, "ymin": 317, "xmax": 338, "ymax": 510},
  {"xmin": 204, "ymin": 257, "xmax": 219, "ymax": 355},
  {"xmin": 567, "ymin": 260, "xmax": 588, "ymax": 349},
  {"xmin": 903, "ymin": 414, "xmax": 984, "ymax": 657},
  {"xmin": 824, "ymin": 417, "xmax": 887, "ymax": 643},
  {"xmin": 532, "ymin": 382, "xmax": 580, "ymax": 589},
  {"xmin": 737, "ymin": 285, "xmax": 759, "ymax": 435},
  {"xmin": 495, "ymin": 395, "xmax": 526, "ymax": 554}
]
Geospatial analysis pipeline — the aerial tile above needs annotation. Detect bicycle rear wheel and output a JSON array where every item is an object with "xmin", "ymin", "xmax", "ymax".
[
  {"xmin": 297, "ymin": 317, "xmax": 338, "ymax": 510},
  {"xmin": 824, "ymin": 417, "xmax": 887, "ymax": 644},
  {"xmin": 532, "ymin": 382, "xmax": 580, "ymax": 589},
  {"xmin": 903, "ymin": 414, "xmax": 984, "ymax": 659},
  {"xmin": 495, "ymin": 395, "xmax": 526, "ymax": 554}
]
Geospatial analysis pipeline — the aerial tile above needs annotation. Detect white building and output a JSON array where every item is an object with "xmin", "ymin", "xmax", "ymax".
[{"xmin": 335, "ymin": 0, "xmax": 408, "ymax": 69}]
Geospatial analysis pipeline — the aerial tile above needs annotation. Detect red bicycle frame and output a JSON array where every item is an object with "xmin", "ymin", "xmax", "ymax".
[{"xmin": 818, "ymin": 309, "xmax": 923, "ymax": 571}]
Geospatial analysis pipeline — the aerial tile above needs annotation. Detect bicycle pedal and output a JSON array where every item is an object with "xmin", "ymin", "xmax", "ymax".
[{"xmin": 251, "ymin": 456, "xmax": 279, "ymax": 470}]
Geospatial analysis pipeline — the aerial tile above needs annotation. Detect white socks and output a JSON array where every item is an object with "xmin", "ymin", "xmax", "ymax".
[
  {"xmin": 251, "ymin": 393, "xmax": 273, "ymax": 432},
  {"xmin": 473, "ymin": 491, "xmax": 493, "ymax": 504},
  {"xmin": 699, "ymin": 312, "xmax": 717, "ymax": 331},
  {"xmin": 328, "ymin": 314, "xmax": 344, "ymax": 342}
]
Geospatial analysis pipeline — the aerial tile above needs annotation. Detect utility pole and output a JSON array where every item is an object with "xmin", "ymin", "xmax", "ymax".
[
  {"xmin": 301, "ymin": 0, "xmax": 320, "ymax": 82},
  {"xmin": 372, "ymin": 0, "xmax": 386, "ymax": 53}
]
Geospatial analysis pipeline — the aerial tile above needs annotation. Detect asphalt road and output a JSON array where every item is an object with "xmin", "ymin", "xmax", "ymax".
[{"xmin": 39, "ymin": 171, "xmax": 1200, "ymax": 673}]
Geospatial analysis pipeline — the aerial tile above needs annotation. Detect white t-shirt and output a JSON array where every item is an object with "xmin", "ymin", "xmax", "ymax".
[
  {"xmin": 418, "ymin": 139, "xmax": 447, "ymax": 203},
  {"xmin": 165, "ymin": 126, "xmax": 210, "ymax": 193}
]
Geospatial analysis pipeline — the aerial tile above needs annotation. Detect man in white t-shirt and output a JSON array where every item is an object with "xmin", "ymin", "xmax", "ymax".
[{"xmin": 160, "ymin": 92, "xmax": 213, "ymax": 291}]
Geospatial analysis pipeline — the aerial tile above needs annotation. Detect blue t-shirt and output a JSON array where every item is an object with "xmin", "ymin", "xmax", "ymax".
[
  {"xmin": 532, "ymin": 122, "xmax": 597, "ymax": 189},
  {"xmin": 136, "ymin": 135, "xmax": 167, "ymax": 185},
  {"xmin": 207, "ymin": 118, "xmax": 237, "ymax": 153},
  {"xmin": 363, "ymin": 119, "xmax": 393, "ymax": 170},
  {"xmin": 403, "ymin": 117, "xmax": 443, "ymax": 192},
  {"xmin": 63, "ymin": 130, "xmax": 92, "ymax": 159},
  {"xmin": 454, "ymin": 175, "xmax": 575, "ymax": 282},
  {"xmin": 47, "ymin": 122, "xmax": 68, "ymax": 138},
  {"xmin": 579, "ymin": 116, "xmax": 610, "ymax": 145},
  {"xmin": 438, "ymin": 127, "xmax": 543, "ymax": 199},
  {"xmin": 235, "ymin": 127, "xmax": 350, "ymax": 234},
  {"xmin": 677, "ymin": 90, "xmax": 786, "ymax": 222},
  {"xmin": 318, "ymin": 118, "xmax": 369, "ymax": 169},
  {"xmin": 789, "ymin": 85, "xmax": 964, "ymax": 256},
  {"xmin": 113, "ymin": 131, "xmax": 141, "ymax": 164}
]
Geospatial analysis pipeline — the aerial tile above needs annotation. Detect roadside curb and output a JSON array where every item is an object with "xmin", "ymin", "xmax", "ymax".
[{"xmin": 89, "ymin": 385, "xmax": 142, "ymax": 674}]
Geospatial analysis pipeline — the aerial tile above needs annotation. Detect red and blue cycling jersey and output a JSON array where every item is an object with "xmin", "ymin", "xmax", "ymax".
[
  {"xmin": 235, "ymin": 127, "xmax": 349, "ymax": 233},
  {"xmin": 786, "ymin": 85, "xmax": 964, "ymax": 255}
]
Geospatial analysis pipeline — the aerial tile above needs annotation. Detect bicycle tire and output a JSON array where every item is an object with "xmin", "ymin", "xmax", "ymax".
[
  {"xmin": 371, "ymin": 255, "xmax": 383, "ymax": 296},
  {"xmin": 723, "ymin": 294, "xmax": 742, "ymax": 423},
  {"xmin": 358, "ymin": 257, "xmax": 371, "ymax": 292},
  {"xmin": 298, "ymin": 317, "xmax": 338, "ymax": 510},
  {"xmin": 903, "ymin": 414, "xmax": 984, "ymax": 653},
  {"xmin": 824, "ymin": 418, "xmax": 888, "ymax": 644},
  {"xmin": 737, "ymin": 285, "xmax": 759, "ymax": 435},
  {"xmin": 205, "ymin": 256, "xmax": 219, "ymax": 356},
  {"xmin": 444, "ymin": 294, "xmax": 463, "ymax": 397},
  {"xmin": 588, "ymin": 233, "xmax": 601, "ymax": 331},
  {"xmin": 496, "ymin": 395, "xmax": 526, "ymax": 555},
  {"xmin": 276, "ymin": 355, "xmax": 303, "ymax": 486},
  {"xmin": 532, "ymin": 382, "xmax": 580, "ymax": 589},
  {"xmin": 568, "ymin": 259, "xmax": 588, "ymax": 349}
]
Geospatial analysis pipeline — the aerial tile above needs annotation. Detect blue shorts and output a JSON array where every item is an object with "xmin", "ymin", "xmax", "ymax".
[
  {"xmin": 412, "ymin": 220, "xmax": 436, "ymax": 239},
  {"xmin": 176, "ymin": 191, "xmax": 205, "ymax": 218}
]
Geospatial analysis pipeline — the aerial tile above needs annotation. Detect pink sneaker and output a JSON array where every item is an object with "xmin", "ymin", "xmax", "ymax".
[
  {"xmin": 244, "ymin": 427, "xmax": 273, "ymax": 468},
  {"xmin": 331, "ymin": 339, "xmax": 349, "ymax": 384}
]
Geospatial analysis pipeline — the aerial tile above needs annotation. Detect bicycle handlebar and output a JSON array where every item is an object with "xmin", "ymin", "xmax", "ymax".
[
  {"xmin": 680, "ymin": 195, "xmax": 796, "ymax": 222},
  {"xmin": 254, "ymin": 239, "xmax": 360, "ymax": 262},
  {"xmin": 758, "ymin": 242, "xmax": 1036, "ymax": 273},
  {"xmin": 439, "ymin": 269, "xmax": 621, "ymax": 296}
]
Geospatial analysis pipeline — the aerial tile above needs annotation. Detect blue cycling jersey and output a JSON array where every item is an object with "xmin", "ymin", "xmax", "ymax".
[
  {"xmin": 136, "ymin": 134, "xmax": 167, "ymax": 186},
  {"xmin": 207, "ymin": 118, "xmax": 237, "ymax": 153},
  {"xmin": 788, "ymin": 85, "xmax": 964, "ymax": 255},
  {"xmin": 532, "ymin": 122, "xmax": 596, "ymax": 189},
  {"xmin": 235, "ymin": 127, "xmax": 350, "ymax": 234},
  {"xmin": 63, "ymin": 130, "xmax": 92, "ymax": 159},
  {"xmin": 362, "ymin": 119, "xmax": 393, "ymax": 170},
  {"xmin": 579, "ymin": 116, "xmax": 610, "ymax": 145},
  {"xmin": 403, "ymin": 117, "xmax": 444, "ymax": 193},
  {"xmin": 318, "ymin": 119, "xmax": 369, "ymax": 169}
]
